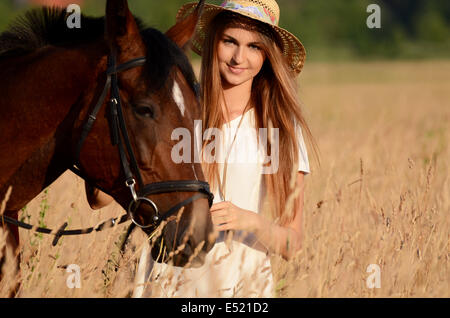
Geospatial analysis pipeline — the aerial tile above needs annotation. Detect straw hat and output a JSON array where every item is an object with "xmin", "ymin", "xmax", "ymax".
[{"xmin": 176, "ymin": 0, "xmax": 306, "ymax": 75}]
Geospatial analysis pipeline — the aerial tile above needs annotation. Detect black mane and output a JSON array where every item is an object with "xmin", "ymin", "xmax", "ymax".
[
  {"xmin": 0, "ymin": 7, "xmax": 106, "ymax": 58},
  {"xmin": 0, "ymin": 7, "xmax": 198, "ymax": 92}
]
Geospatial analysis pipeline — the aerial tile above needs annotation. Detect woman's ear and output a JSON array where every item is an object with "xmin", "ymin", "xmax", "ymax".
[{"xmin": 166, "ymin": 0, "xmax": 205, "ymax": 51}]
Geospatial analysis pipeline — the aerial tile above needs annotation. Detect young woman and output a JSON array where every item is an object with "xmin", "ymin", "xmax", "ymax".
[{"xmin": 132, "ymin": 0, "xmax": 319, "ymax": 298}]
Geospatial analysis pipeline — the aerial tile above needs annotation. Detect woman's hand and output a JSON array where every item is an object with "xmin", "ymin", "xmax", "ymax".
[{"xmin": 210, "ymin": 201, "xmax": 261, "ymax": 232}]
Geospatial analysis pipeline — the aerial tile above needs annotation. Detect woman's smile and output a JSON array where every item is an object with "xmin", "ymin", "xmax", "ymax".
[{"xmin": 227, "ymin": 64, "xmax": 246, "ymax": 75}]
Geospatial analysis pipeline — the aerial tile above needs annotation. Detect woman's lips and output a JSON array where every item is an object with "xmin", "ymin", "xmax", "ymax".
[{"xmin": 228, "ymin": 65, "xmax": 246, "ymax": 74}]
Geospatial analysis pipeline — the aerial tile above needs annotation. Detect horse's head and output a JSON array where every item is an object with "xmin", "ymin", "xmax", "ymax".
[{"xmin": 76, "ymin": 0, "xmax": 215, "ymax": 267}]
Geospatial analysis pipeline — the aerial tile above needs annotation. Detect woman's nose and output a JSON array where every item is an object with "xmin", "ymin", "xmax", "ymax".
[{"xmin": 232, "ymin": 46, "xmax": 245, "ymax": 64}]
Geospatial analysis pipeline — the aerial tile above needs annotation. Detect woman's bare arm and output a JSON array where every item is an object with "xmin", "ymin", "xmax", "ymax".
[
  {"xmin": 253, "ymin": 172, "xmax": 305, "ymax": 260},
  {"xmin": 210, "ymin": 172, "xmax": 306, "ymax": 260}
]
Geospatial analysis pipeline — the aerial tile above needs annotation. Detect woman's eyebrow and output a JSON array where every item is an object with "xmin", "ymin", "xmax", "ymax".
[{"xmin": 222, "ymin": 34, "xmax": 237, "ymax": 41}]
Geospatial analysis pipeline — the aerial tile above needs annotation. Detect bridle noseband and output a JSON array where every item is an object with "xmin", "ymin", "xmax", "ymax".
[{"xmin": 72, "ymin": 54, "xmax": 213, "ymax": 231}]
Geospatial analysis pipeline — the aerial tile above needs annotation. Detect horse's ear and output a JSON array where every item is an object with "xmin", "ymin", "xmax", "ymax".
[
  {"xmin": 166, "ymin": 0, "xmax": 205, "ymax": 50},
  {"xmin": 105, "ymin": 0, "xmax": 143, "ymax": 56}
]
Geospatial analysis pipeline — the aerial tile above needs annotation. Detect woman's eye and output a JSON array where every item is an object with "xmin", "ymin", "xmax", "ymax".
[
  {"xmin": 223, "ymin": 39, "xmax": 235, "ymax": 45},
  {"xmin": 250, "ymin": 44, "xmax": 261, "ymax": 50},
  {"xmin": 134, "ymin": 106, "xmax": 154, "ymax": 118}
]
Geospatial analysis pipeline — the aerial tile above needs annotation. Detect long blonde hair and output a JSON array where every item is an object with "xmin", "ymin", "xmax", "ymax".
[{"xmin": 200, "ymin": 11, "xmax": 319, "ymax": 225}]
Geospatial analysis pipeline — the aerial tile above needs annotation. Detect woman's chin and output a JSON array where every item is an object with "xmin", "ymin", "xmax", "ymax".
[{"xmin": 222, "ymin": 74, "xmax": 252, "ymax": 88}]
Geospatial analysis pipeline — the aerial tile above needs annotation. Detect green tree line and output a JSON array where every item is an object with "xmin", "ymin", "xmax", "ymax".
[{"xmin": 1, "ymin": 0, "xmax": 449, "ymax": 60}]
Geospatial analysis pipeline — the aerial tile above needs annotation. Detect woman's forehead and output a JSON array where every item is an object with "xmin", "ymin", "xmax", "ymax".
[{"xmin": 222, "ymin": 27, "xmax": 262, "ymax": 42}]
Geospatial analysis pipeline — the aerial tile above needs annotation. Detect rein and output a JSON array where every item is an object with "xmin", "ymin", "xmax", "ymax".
[
  {"xmin": 2, "ymin": 54, "xmax": 213, "ymax": 245},
  {"xmin": 1, "ymin": 213, "xmax": 130, "ymax": 246}
]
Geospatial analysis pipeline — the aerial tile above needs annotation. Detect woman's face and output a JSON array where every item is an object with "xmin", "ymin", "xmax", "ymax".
[{"xmin": 216, "ymin": 27, "xmax": 266, "ymax": 89}]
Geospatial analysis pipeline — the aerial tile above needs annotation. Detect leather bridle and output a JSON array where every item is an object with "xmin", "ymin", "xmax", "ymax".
[{"xmin": 71, "ymin": 54, "xmax": 213, "ymax": 231}]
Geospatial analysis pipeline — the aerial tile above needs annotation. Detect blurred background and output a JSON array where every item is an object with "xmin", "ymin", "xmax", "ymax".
[{"xmin": 1, "ymin": 0, "xmax": 449, "ymax": 61}]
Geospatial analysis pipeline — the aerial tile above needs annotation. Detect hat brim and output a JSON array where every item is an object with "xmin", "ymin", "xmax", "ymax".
[{"xmin": 176, "ymin": 2, "xmax": 306, "ymax": 75}]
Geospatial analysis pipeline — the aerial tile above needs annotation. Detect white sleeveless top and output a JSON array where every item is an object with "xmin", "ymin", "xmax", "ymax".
[{"xmin": 133, "ymin": 108, "xmax": 310, "ymax": 298}]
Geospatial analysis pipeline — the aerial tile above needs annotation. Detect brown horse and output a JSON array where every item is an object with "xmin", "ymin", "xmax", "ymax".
[{"xmin": 0, "ymin": 0, "xmax": 214, "ymax": 292}]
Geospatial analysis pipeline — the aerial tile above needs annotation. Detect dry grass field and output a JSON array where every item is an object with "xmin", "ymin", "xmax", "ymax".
[{"xmin": 1, "ymin": 60, "xmax": 449, "ymax": 297}]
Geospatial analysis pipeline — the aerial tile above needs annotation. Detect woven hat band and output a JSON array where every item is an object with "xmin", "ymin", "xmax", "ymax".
[{"xmin": 220, "ymin": 0, "xmax": 279, "ymax": 26}]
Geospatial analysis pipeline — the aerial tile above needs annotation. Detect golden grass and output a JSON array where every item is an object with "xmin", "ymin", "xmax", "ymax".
[{"xmin": 1, "ymin": 60, "xmax": 449, "ymax": 297}]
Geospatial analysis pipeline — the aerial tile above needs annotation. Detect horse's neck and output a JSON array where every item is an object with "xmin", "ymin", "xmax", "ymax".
[
  {"xmin": 0, "ymin": 45, "xmax": 107, "ymax": 191},
  {"xmin": 1, "ymin": 45, "xmax": 106, "ymax": 125}
]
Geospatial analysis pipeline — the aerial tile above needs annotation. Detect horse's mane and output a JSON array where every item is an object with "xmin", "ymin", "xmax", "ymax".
[
  {"xmin": 0, "ymin": 7, "xmax": 198, "ymax": 92},
  {"xmin": 0, "ymin": 7, "xmax": 107, "ymax": 58}
]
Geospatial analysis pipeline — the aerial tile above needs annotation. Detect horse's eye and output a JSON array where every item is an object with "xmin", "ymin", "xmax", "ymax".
[{"xmin": 134, "ymin": 105, "xmax": 154, "ymax": 118}]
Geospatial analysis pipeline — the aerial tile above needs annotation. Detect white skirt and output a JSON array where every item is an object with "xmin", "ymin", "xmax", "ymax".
[{"xmin": 133, "ymin": 237, "xmax": 274, "ymax": 298}]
